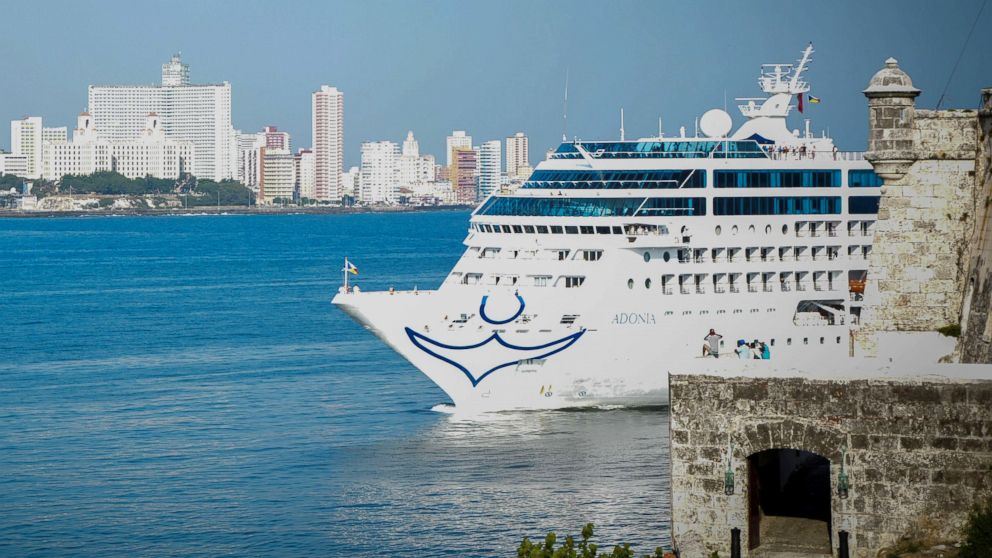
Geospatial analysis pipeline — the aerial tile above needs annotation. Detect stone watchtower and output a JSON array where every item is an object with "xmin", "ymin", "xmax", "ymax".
[
  {"xmin": 857, "ymin": 58, "xmax": 980, "ymax": 358},
  {"xmin": 863, "ymin": 58, "xmax": 920, "ymax": 180}
]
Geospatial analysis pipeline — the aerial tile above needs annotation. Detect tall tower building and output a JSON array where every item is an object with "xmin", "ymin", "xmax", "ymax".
[
  {"xmin": 477, "ymin": 140, "xmax": 501, "ymax": 200},
  {"xmin": 359, "ymin": 140, "xmax": 399, "ymax": 204},
  {"xmin": 88, "ymin": 54, "xmax": 234, "ymax": 181},
  {"xmin": 161, "ymin": 54, "xmax": 190, "ymax": 86},
  {"xmin": 446, "ymin": 131, "xmax": 472, "ymax": 167},
  {"xmin": 11, "ymin": 117, "xmax": 43, "ymax": 179},
  {"xmin": 451, "ymin": 147, "xmax": 477, "ymax": 205},
  {"xmin": 312, "ymin": 85, "xmax": 344, "ymax": 202},
  {"xmin": 402, "ymin": 131, "xmax": 419, "ymax": 157},
  {"xmin": 505, "ymin": 132, "xmax": 529, "ymax": 178}
]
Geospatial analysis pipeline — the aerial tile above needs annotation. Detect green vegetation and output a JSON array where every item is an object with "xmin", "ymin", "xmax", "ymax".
[
  {"xmin": 960, "ymin": 497, "xmax": 992, "ymax": 558},
  {"xmin": 61, "ymin": 172, "xmax": 175, "ymax": 195},
  {"xmin": 184, "ymin": 179, "xmax": 253, "ymax": 207},
  {"xmin": 937, "ymin": 323, "xmax": 962, "ymax": 338},
  {"xmin": 517, "ymin": 524, "xmax": 668, "ymax": 558}
]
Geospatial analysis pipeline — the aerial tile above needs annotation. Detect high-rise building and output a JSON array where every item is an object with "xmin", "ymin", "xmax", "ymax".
[
  {"xmin": 359, "ymin": 140, "xmax": 399, "ymax": 204},
  {"xmin": 402, "ymin": 130, "xmax": 419, "ymax": 157},
  {"xmin": 87, "ymin": 54, "xmax": 235, "ymax": 181},
  {"xmin": 42, "ymin": 127, "xmax": 68, "ymax": 146},
  {"xmin": 451, "ymin": 147, "xmax": 477, "ymax": 205},
  {"xmin": 312, "ymin": 85, "xmax": 344, "ymax": 202},
  {"xmin": 340, "ymin": 166, "xmax": 359, "ymax": 200},
  {"xmin": 259, "ymin": 147, "xmax": 295, "ymax": 204},
  {"xmin": 263, "ymin": 126, "xmax": 290, "ymax": 151},
  {"xmin": 295, "ymin": 148, "xmax": 316, "ymax": 201},
  {"xmin": 11, "ymin": 117, "xmax": 43, "ymax": 179},
  {"xmin": 505, "ymin": 132, "xmax": 529, "ymax": 178},
  {"xmin": 445, "ymin": 130, "xmax": 472, "ymax": 167},
  {"xmin": 398, "ymin": 131, "xmax": 435, "ymax": 190},
  {"xmin": 477, "ymin": 140, "xmax": 501, "ymax": 200},
  {"xmin": 236, "ymin": 131, "xmax": 266, "ymax": 188}
]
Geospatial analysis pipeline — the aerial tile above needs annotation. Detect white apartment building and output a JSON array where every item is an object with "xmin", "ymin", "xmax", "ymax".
[
  {"xmin": 445, "ymin": 130, "xmax": 472, "ymax": 167},
  {"xmin": 11, "ymin": 117, "xmax": 43, "ymax": 179},
  {"xmin": 43, "ymin": 112, "xmax": 192, "ymax": 181},
  {"xmin": 0, "ymin": 153, "xmax": 28, "ymax": 177},
  {"xmin": 398, "ymin": 131, "xmax": 435, "ymax": 190},
  {"xmin": 312, "ymin": 85, "xmax": 344, "ymax": 202},
  {"xmin": 236, "ymin": 131, "xmax": 266, "ymax": 189},
  {"xmin": 42, "ymin": 127, "xmax": 68, "ymax": 146},
  {"xmin": 505, "ymin": 131, "xmax": 529, "ymax": 178},
  {"xmin": 477, "ymin": 140, "xmax": 501, "ymax": 201},
  {"xmin": 340, "ymin": 167, "xmax": 359, "ymax": 200},
  {"xmin": 360, "ymin": 140, "xmax": 399, "ymax": 204},
  {"xmin": 87, "ymin": 54, "xmax": 235, "ymax": 181},
  {"xmin": 259, "ymin": 147, "xmax": 295, "ymax": 204},
  {"xmin": 296, "ymin": 149, "xmax": 316, "ymax": 201}
]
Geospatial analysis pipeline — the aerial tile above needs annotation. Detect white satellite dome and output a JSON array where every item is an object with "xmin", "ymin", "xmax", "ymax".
[{"xmin": 699, "ymin": 109, "xmax": 733, "ymax": 138}]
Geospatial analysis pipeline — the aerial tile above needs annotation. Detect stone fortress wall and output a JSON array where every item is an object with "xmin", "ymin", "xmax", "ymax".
[{"xmin": 669, "ymin": 369, "xmax": 992, "ymax": 558}]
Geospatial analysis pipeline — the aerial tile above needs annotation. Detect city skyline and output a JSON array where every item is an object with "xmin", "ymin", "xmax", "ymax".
[{"xmin": 1, "ymin": 0, "xmax": 990, "ymax": 167}]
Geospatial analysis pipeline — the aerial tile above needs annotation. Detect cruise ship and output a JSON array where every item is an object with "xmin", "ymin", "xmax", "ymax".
[{"xmin": 333, "ymin": 45, "xmax": 882, "ymax": 411}]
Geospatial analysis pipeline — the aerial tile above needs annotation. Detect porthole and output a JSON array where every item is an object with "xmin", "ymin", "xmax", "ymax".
[
  {"xmin": 627, "ymin": 278, "xmax": 634, "ymax": 290},
  {"xmin": 715, "ymin": 225, "xmax": 722, "ymax": 236},
  {"xmin": 748, "ymin": 224, "xmax": 755, "ymax": 234},
  {"xmin": 663, "ymin": 251, "xmax": 671, "ymax": 262},
  {"xmin": 645, "ymin": 278, "xmax": 652, "ymax": 289},
  {"xmin": 782, "ymin": 224, "xmax": 788, "ymax": 235},
  {"xmin": 765, "ymin": 224, "xmax": 772, "ymax": 235},
  {"xmin": 820, "ymin": 337, "xmax": 825, "ymax": 344},
  {"xmin": 643, "ymin": 252, "xmax": 651, "ymax": 263},
  {"xmin": 732, "ymin": 225, "xmax": 739, "ymax": 235}
]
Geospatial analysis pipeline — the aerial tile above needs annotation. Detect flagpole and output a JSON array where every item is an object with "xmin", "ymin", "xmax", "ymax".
[{"xmin": 343, "ymin": 257, "xmax": 349, "ymax": 293}]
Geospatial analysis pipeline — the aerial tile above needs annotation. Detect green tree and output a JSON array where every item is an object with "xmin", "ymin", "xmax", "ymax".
[{"xmin": 517, "ymin": 523, "xmax": 667, "ymax": 558}]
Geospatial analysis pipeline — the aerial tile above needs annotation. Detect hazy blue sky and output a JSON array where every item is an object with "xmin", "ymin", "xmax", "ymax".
[{"xmin": 2, "ymin": 0, "xmax": 989, "ymax": 167}]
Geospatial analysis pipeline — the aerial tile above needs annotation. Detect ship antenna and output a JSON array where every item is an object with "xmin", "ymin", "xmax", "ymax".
[
  {"xmin": 789, "ymin": 42, "xmax": 814, "ymax": 93},
  {"xmin": 562, "ymin": 68, "xmax": 569, "ymax": 142},
  {"xmin": 658, "ymin": 115, "xmax": 663, "ymax": 138},
  {"xmin": 936, "ymin": 0, "xmax": 987, "ymax": 109},
  {"xmin": 620, "ymin": 107, "xmax": 625, "ymax": 141}
]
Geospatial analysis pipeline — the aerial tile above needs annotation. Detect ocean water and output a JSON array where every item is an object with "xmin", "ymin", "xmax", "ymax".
[{"xmin": 0, "ymin": 212, "xmax": 670, "ymax": 557}]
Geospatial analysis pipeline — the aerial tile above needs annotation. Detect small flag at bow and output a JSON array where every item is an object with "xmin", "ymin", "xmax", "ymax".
[
  {"xmin": 808, "ymin": 95, "xmax": 822, "ymax": 104},
  {"xmin": 343, "ymin": 259, "xmax": 358, "ymax": 275}
]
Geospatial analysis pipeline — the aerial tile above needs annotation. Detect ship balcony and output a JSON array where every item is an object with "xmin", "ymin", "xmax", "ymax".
[
  {"xmin": 729, "ymin": 285, "xmax": 741, "ymax": 293},
  {"xmin": 680, "ymin": 286, "xmax": 692, "ymax": 295},
  {"xmin": 662, "ymin": 287, "xmax": 674, "ymax": 295},
  {"xmin": 780, "ymin": 283, "xmax": 792, "ymax": 292},
  {"xmin": 763, "ymin": 285, "xmax": 774, "ymax": 292},
  {"xmin": 747, "ymin": 285, "xmax": 759, "ymax": 293},
  {"xmin": 695, "ymin": 286, "xmax": 706, "ymax": 294},
  {"xmin": 714, "ymin": 286, "xmax": 726, "ymax": 294},
  {"xmin": 796, "ymin": 283, "xmax": 808, "ymax": 292}
]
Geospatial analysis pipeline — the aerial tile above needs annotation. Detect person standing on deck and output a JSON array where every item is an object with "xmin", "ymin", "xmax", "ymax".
[{"xmin": 703, "ymin": 329, "xmax": 723, "ymax": 358}]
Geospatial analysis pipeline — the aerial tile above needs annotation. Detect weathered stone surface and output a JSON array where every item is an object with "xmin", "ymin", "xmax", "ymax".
[{"xmin": 669, "ymin": 374, "xmax": 992, "ymax": 558}]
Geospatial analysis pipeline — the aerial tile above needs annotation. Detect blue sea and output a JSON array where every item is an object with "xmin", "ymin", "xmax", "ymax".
[{"xmin": 0, "ymin": 212, "xmax": 670, "ymax": 557}]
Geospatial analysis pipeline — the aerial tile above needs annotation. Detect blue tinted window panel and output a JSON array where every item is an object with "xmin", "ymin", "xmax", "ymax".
[
  {"xmin": 849, "ymin": 196, "xmax": 881, "ymax": 214},
  {"xmin": 849, "ymin": 170, "xmax": 884, "ymax": 187},
  {"xmin": 713, "ymin": 196, "xmax": 842, "ymax": 215}
]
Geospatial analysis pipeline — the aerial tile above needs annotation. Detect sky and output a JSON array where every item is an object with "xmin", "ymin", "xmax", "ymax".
[{"xmin": 2, "ymin": 0, "xmax": 990, "ymax": 168}]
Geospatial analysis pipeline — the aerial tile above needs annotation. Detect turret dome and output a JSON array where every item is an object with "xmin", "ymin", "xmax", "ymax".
[{"xmin": 863, "ymin": 58, "xmax": 920, "ymax": 98}]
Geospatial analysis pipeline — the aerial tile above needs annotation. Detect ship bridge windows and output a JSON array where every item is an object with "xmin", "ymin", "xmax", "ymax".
[
  {"xmin": 849, "ymin": 169, "xmax": 883, "ymax": 187},
  {"xmin": 581, "ymin": 249, "xmax": 603, "ymax": 261},
  {"xmin": 713, "ymin": 196, "xmax": 841, "ymax": 216},
  {"xmin": 477, "ymin": 196, "xmax": 643, "ymax": 217},
  {"xmin": 521, "ymin": 169, "xmax": 705, "ymax": 189},
  {"xmin": 849, "ymin": 196, "xmax": 881, "ymax": 215},
  {"xmin": 531, "ymin": 275, "xmax": 552, "ymax": 287},
  {"xmin": 550, "ymin": 140, "xmax": 768, "ymax": 160},
  {"xmin": 561, "ymin": 276, "xmax": 586, "ymax": 288},
  {"xmin": 462, "ymin": 273, "xmax": 482, "ymax": 285},
  {"xmin": 714, "ymin": 170, "xmax": 840, "ymax": 188},
  {"xmin": 481, "ymin": 247, "xmax": 501, "ymax": 259}
]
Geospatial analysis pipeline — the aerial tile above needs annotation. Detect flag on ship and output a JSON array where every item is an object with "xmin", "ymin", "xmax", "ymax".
[
  {"xmin": 808, "ymin": 95, "xmax": 822, "ymax": 104},
  {"xmin": 797, "ymin": 92, "xmax": 804, "ymax": 113},
  {"xmin": 343, "ymin": 259, "xmax": 359, "ymax": 275}
]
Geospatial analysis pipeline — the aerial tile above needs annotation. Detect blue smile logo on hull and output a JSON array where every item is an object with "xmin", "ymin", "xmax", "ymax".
[{"xmin": 406, "ymin": 294, "xmax": 585, "ymax": 387}]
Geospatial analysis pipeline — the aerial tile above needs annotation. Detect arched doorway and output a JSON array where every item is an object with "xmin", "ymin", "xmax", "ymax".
[{"xmin": 747, "ymin": 448, "xmax": 832, "ymax": 555}]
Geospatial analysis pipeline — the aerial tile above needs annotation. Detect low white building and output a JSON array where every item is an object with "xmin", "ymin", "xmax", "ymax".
[
  {"xmin": 236, "ymin": 131, "xmax": 266, "ymax": 189},
  {"xmin": 42, "ymin": 113, "xmax": 193, "ymax": 181},
  {"xmin": 296, "ymin": 149, "xmax": 316, "ymax": 201}
]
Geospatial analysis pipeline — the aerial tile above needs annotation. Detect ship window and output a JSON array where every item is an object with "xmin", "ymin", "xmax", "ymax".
[
  {"xmin": 536, "ymin": 225, "xmax": 549, "ymax": 234},
  {"xmin": 732, "ymin": 225, "xmax": 739, "ymax": 235},
  {"xmin": 714, "ymin": 169, "xmax": 840, "ymax": 188},
  {"xmin": 564, "ymin": 276, "xmax": 585, "ymax": 288},
  {"xmin": 556, "ymin": 250, "xmax": 569, "ymax": 260},
  {"xmin": 836, "ymin": 336, "xmax": 841, "ymax": 344},
  {"xmin": 533, "ymin": 276, "xmax": 551, "ymax": 287},
  {"xmin": 580, "ymin": 226, "xmax": 594, "ymax": 234},
  {"xmin": 804, "ymin": 337, "xmax": 809, "ymax": 345},
  {"xmin": 476, "ymin": 196, "xmax": 647, "ymax": 217},
  {"xmin": 713, "ymin": 196, "xmax": 842, "ymax": 216},
  {"xmin": 663, "ymin": 251, "xmax": 671, "ymax": 262},
  {"xmin": 596, "ymin": 226, "xmax": 611, "ymax": 234},
  {"xmin": 643, "ymin": 252, "xmax": 651, "ymax": 263},
  {"xmin": 787, "ymin": 338, "xmax": 792, "ymax": 346},
  {"xmin": 627, "ymin": 278, "xmax": 634, "ymax": 289},
  {"xmin": 523, "ymin": 225, "xmax": 535, "ymax": 233},
  {"xmin": 513, "ymin": 225, "xmax": 523, "ymax": 233},
  {"xmin": 849, "ymin": 196, "xmax": 880, "ymax": 215},
  {"xmin": 492, "ymin": 225, "xmax": 501, "ymax": 233},
  {"xmin": 551, "ymin": 225, "xmax": 563, "ymax": 234},
  {"xmin": 612, "ymin": 226, "xmax": 623, "ymax": 234},
  {"xmin": 782, "ymin": 224, "xmax": 788, "ymax": 235},
  {"xmin": 645, "ymin": 278, "xmax": 652, "ymax": 289},
  {"xmin": 521, "ymin": 169, "xmax": 706, "ymax": 189},
  {"xmin": 582, "ymin": 250, "xmax": 602, "ymax": 261},
  {"xmin": 849, "ymin": 169, "xmax": 883, "ymax": 187},
  {"xmin": 565, "ymin": 226, "xmax": 578, "ymax": 234},
  {"xmin": 820, "ymin": 337, "xmax": 825, "ymax": 344},
  {"xmin": 715, "ymin": 225, "xmax": 722, "ymax": 236},
  {"xmin": 765, "ymin": 224, "xmax": 772, "ymax": 235}
]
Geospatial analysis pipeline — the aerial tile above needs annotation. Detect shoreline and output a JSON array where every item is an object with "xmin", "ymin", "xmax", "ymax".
[{"xmin": 0, "ymin": 204, "xmax": 474, "ymax": 218}]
